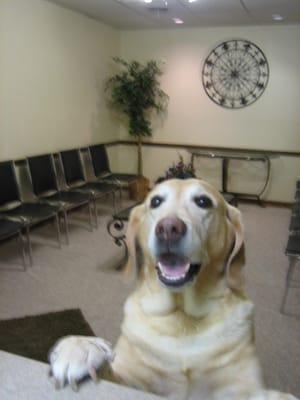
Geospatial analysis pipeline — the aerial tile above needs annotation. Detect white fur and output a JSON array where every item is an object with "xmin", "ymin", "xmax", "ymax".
[{"xmin": 49, "ymin": 336, "xmax": 114, "ymax": 388}]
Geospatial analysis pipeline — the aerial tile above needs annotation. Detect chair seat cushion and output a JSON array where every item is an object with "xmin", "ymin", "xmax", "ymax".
[
  {"xmin": 113, "ymin": 203, "xmax": 141, "ymax": 221},
  {"xmin": 286, "ymin": 234, "xmax": 300, "ymax": 255},
  {"xmin": 47, "ymin": 191, "xmax": 90, "ymax": 205},
  {"xmin": 104, "ymin": 173, "xmax": 139, "ymax": 183},
  {"xmin": 6, "ymin": 203, "xmax": 59, "ymax": 223},
  {"xmin": 292, "ymin": 203, "xmax": 300, "ymax": 215},
  {"xmin": 0, "ymin": 219, "xmax": 23, "ymax": 240},
  {"xmin": 78, "ymin": 182, "xmax": 116, "ymax": 195},
  {"xmin": 290, "ymin": 216, "xmax": 300, "ymax": 232}
]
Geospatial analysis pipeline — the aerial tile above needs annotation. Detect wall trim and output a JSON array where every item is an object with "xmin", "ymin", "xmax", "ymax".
[
  {"xmin": 114, "ymin": 140, "xmax": 300, "ymax": 158},
  {"xmin": 10, "ymin": 139, "xmax": 300, "ymax": 166}
]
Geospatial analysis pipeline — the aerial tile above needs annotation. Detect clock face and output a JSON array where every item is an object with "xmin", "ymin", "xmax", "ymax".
[{"xmin": 202, "ymin": 40, "xmax": 269, "ymax": 109}]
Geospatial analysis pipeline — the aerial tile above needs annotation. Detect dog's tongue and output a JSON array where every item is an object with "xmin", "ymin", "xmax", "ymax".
[{"xmin": 157, "ymin": 254, "xmax": 190, "ymax": 278}]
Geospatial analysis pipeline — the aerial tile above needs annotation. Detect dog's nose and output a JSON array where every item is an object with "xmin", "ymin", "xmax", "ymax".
[{"xmin": 155, "ymin": 217, "xmax": 187, "ymax": 243}]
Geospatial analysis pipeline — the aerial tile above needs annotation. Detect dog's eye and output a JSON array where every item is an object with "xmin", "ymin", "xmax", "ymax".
[
  {"xmin": 150, "ymin": 195, "xmax": 164, "ymax": 209},
  {"xmin": 194, "ymin": 195, "xmax": 213, "ymax": 209}
]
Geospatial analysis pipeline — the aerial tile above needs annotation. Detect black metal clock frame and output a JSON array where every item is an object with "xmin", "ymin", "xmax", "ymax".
[{"xmin": 202, "ymin": 39, "xmax": 269, "ymax": 109}]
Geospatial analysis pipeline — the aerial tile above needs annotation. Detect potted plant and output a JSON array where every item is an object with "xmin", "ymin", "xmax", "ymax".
[
  {"xmin": 155, "ymin": 155, "xmax": 196, "ymax": 184},
  {"xmin": 105, "ymin": 58, "xmax": 169, "ymax": 200}
]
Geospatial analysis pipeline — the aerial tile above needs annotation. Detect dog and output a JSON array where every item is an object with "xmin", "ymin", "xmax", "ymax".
[{"xmin": 49, "ymin": 179, "xmax": 298, "ymax": 400}]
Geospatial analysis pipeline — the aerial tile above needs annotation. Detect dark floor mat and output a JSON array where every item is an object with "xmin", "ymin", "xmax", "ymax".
[{"xmin": 0, "ymin": 309, "xmax": 94, "ymax": 363}]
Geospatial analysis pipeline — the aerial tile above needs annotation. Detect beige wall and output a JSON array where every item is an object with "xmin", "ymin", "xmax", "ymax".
[
  {"xmin": 119, "ymin": 25, "xmax": 300, "ymax": 202},
  {"xmin": 0, "ymin": 0, "xmax": 120, "ymax": 163},
  {"xmin": 1, "ymin": 2, "xmax": 299, "ymax": 202}
]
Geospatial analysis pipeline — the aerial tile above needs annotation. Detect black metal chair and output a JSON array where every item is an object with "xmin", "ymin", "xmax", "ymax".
[
  {"xmin": 27, "ymin": 154, "xmax": 93, "ymax": 244},
  {"xmin": 289, "ymin": 215, "xmax": 300, "ymax": 233},
  {"xmin": 292, "ymin": 202, "xmax": 300, "ymax": 216},
  {"xmin": 281, "ymin": 233, "xmax": 300, "ymax": 314},
  {"xmin": 89, "ymin": 144, "xmax": 139, "ymax": 190},
  {"xmin": 0, "ymin": 216, "xmax": 27, "ymax": 269},
  {"xmin": 59, "ymin": 149, "xmax": 118, "ymax": 227},
  {"xmin": 0, "ymin": 161, "xmax": 61, "ymax": 266},
  {"xmin": 281, "ymin": 185, "xmax": 300, "ymax": 314}
]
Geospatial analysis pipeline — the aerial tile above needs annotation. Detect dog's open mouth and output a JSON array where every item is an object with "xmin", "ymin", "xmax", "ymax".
[{"xmin": 155, "ymin": 253, "xmax": 201, "ymax": 288}]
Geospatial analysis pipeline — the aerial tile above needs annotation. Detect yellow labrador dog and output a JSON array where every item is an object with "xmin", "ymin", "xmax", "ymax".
[{"xmin": 49, "ymin": 179, "xmax": 298, "ymax": 400}]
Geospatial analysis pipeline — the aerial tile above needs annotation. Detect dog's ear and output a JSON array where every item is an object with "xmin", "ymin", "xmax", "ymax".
[
  {"xmin": 225, "ymin": 204, "xmax": 245, "ymax": 291},
  {"xmin": 125, "ymin": 204, "xmax": 145, "ymax": 279}
]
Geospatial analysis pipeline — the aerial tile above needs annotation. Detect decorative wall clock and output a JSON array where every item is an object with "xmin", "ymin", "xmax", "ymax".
[{"xmin": 202, "ymin": 39, "xmax": 269, "ymax": 109}]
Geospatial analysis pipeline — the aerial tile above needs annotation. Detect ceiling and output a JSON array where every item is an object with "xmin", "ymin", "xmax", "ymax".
[{"xmin": 46, "ymin": 0, "xmax": 300, "ymax": 29}]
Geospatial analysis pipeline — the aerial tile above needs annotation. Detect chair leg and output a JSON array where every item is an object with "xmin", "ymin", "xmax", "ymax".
[
  {"xmin": 280, "ymin": 256, "xmax": 298, "ymax": 314},
  {"xmin": 88, "ymin": 201, "xmax": 94, "ymax": 232},
  {"xmin": 55, "ymin": 214, "xmax": 62, "ymax": 248},
  {"xmin": 281, "ymin": 282, "xmax": 289, "ymax": 315},
  {"xmin": 287, "ymin": 256, "xmax": 298, "ymax": 284},
  {"xmin": 17, "ymin": 232, "xmax": 27, "ymax": 270},
  {"xmin": 94, "ymin": 199, "xmax": 99, "ymax": 229},
  {"xmin": 25, "ymin": 225, "xmax": 33, "ymax": 267},
  {"xmin": 112, "ymin": 191, "xmax": 116, "ymax": 215},
  {"xmin": 63, "ymin": 211, "xmax": 70, "ymax": 245}
]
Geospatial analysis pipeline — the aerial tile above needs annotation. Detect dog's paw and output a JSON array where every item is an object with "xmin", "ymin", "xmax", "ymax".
[{"xmin": 48, "ymin": 335, "xmax": 115, "ymax": 391}]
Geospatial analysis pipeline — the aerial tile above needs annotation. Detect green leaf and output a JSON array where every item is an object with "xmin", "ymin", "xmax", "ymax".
[{"xmin": 105, "ymin": 57, "xmax": 168, "ymax": 138}]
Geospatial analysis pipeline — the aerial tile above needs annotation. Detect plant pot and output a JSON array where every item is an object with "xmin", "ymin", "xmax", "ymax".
[{"xmin": 129, "ymin": 176, "xmax": 150, "ymax": 202}]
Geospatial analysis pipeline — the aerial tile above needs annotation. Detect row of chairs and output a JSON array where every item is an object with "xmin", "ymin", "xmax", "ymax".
[
  {"xmin": 281, "ymin": 180, "xmax": 300, "ymax": 314},
  {"xmin": 0, "ymin": 144, "xmax": 138, "ymax": 269}
]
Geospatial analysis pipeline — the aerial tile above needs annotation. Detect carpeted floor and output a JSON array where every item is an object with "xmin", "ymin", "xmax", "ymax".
[{"xmin": 0, "ymin": 198, "xmax": 299, "ymax": 397}]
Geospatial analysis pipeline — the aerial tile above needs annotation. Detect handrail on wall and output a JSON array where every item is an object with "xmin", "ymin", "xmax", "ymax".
[
  {"xmin": 114, "ymin": 140, "xmax": 300, "ymax": 158},
  {"xmin": 7, "ymin": 139, "xmax": 300, "ymax": 166}
]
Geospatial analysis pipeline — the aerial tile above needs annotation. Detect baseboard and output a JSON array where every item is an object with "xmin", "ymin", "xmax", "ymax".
[
  {"xmin": 237, "ymin": 198, "xmax": 292, "ymax": 208},
  {"xmin": 261, "ymin": 200, "xmax": 292, "ymax": 208}
]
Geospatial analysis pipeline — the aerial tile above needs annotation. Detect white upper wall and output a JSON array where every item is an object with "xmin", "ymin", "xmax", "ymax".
[
  {"xmin": 120, "ymin": 24, "xmax": 300, "ymax": 152},
  {"xmin": 119, "ymin": 25, "xmax": 300, "ymax": 202},
  {"xmin": 0, "ymin": 0, "xmax": 120, "ymax": 161}
]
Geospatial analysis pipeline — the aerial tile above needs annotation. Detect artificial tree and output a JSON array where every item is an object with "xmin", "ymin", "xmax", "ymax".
[{"xmin": 105, "ymin": 57, "xmax": 169, "ymax": 176}]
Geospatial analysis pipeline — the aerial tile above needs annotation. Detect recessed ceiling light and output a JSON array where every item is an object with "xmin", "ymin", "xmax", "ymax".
[
  {"xmin": 272, "ymin": 14, "xmax": 284, "ymax": 21},
  {"xmin": 144, "ymin": 0, "xmax": 152, "ymax": 4},
  {"xmin": 188, "ymin": 0, "xmax": 198, "ymax": 3},
  {"xmin": 173, "ymin": 18, "xmax": 184, "ymax": 24}
]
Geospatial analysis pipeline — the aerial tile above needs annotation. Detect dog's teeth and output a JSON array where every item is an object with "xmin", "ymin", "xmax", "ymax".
[
  {"xmin": 162, "ymin": 272, "xmax": 187, "ymax": 281},
  {"xmin": 157, "ymin": 262, "xmax": 191, "ymax": 281}
]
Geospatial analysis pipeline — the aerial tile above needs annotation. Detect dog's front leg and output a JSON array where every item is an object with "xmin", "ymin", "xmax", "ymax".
[{"xmin": 48, "ymin": 335, "xmax": 116, "ymax": 391}]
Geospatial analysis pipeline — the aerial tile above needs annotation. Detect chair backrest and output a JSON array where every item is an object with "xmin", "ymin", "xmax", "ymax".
[
  {"xmin": 60, "ymin": 149, "xmax": 85, "ymax": 186},
  {"xmin": 89, "ymin": 144, "xmax": 111, "ymax": 178},
  {"xmin": 27, "ymin": 154, "xmax": 58, "ymax": 196},
  {"xmin": 0, "ymin": 161, "xmax": 21, "ymax": 207}
]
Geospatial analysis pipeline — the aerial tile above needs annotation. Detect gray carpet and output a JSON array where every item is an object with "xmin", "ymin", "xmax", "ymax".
[{"xmin": 0, "ymin": 199, "xmax": 299, "ymax": 397}]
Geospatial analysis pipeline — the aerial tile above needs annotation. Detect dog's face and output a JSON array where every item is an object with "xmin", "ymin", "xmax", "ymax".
[{"xmin": 126, "ymin": 179, "xmax": 244, "ymax": 293}]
